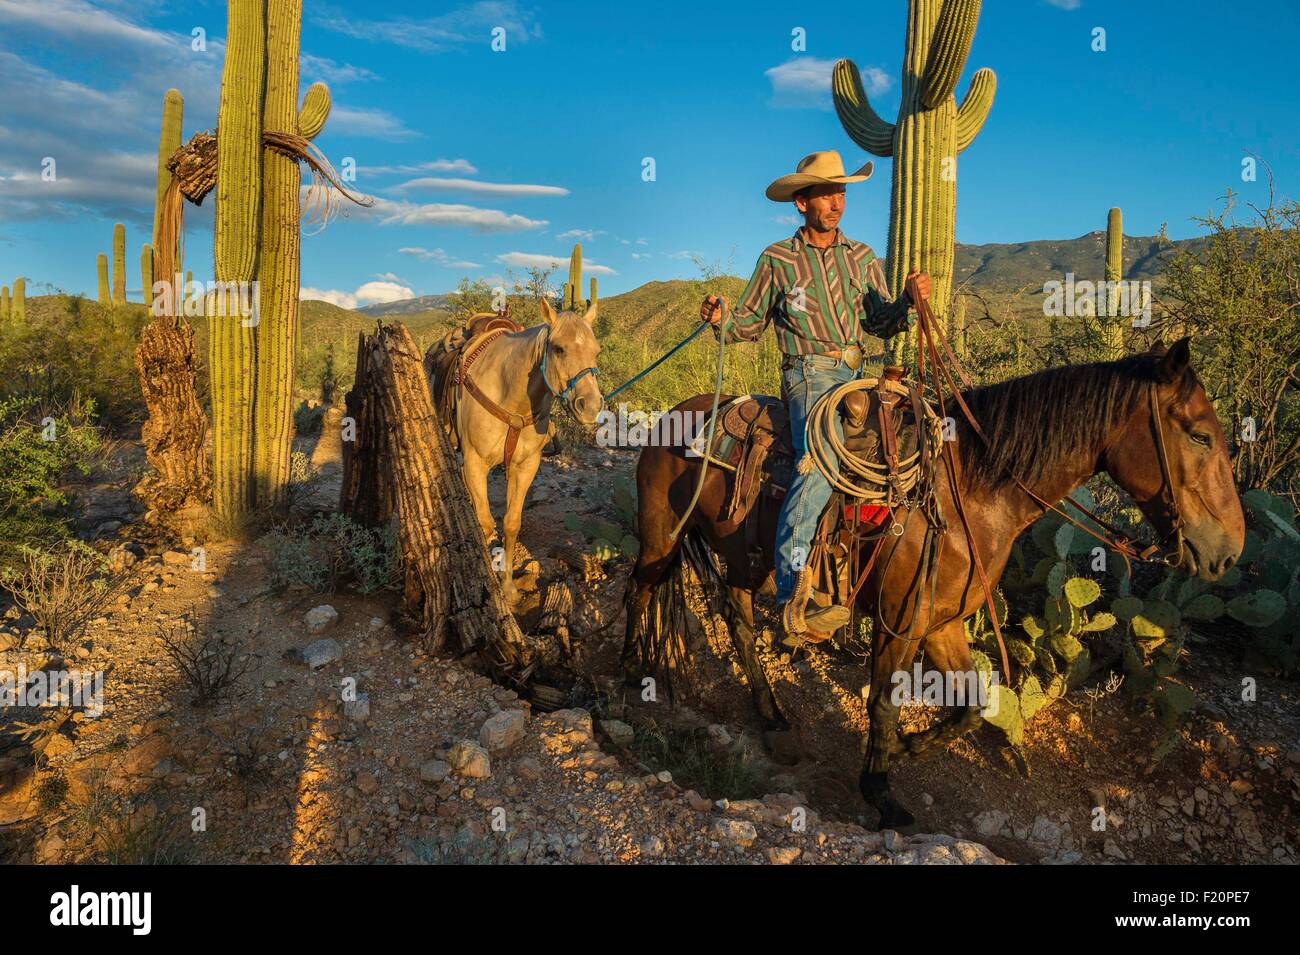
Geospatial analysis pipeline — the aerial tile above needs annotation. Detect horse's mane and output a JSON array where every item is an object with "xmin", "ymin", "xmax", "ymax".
[{"xmin": 954, "ymin": 353, "xmax": 1199, "ymax": 492}]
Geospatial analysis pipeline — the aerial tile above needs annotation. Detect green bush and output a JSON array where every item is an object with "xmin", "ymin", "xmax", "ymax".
[{"xmin": 263, "ymin": 512, "xmax": 401, "ymax": 595}]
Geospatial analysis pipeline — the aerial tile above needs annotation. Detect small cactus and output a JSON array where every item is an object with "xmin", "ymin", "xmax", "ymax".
[
  {"xmin": 1102, "ymin": 206, "xmax": 1124, "ymax": 358},
  {"xmin": 112, "ymin": 222, "xmax": 126, "ymax": 305},
  {"xmin": 141, "ymin": 243, "xmax": 153, "ymax": 304},
  {"xmin": 10, "ymin": 278, "xmax": 24, "ymax": 324},
  {"xmin": 564, "ymin": 244, "xmax": 583, "ymax": 311},
  {"xmin": 0, "ymin": 285, "xmax": 8, "ymax": 322},
  {"xmin": 97, "ymin": 254, "xmax": 110, "ymax": 304}
]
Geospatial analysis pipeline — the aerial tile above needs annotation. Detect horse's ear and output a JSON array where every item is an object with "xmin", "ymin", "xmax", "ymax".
[
  {"xmin": 539, "ymin": 297, "xmax": 557, "ymax": 325},
  {"xmin": 1149, "ymin": 339, "xmax": 1167, "ymax": 355},
  {"xmin": 582, "ymin": 302, "xmax": 597, "ymax": 327},
  {"xmin": 1156, "ymin": 336, "xmax": 1191, "ymax": 383}
]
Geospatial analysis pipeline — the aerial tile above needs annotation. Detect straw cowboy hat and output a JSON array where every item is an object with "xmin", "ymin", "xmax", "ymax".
[{"xmin": 765, "ymin": 150, "xmax": 874, "ymax": 202}]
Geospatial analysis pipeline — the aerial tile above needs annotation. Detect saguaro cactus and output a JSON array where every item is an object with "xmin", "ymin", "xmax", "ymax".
[
  {"xmin": 950, "ymin": 292, "xmax": 967, "ymax": 361},
  {"xmin": 564, "ymin": 243, "xmax": 583, "ymax": 311},
  {"xmin": 589, "ymin": 276, "xmax": 598, "ymax": 311},
  {"xmin": 112, "ymin": 222, "xmax": 127, "ymax": 305},
  {"xmin": 0, "ymin": 286, "xmax": 8, "ymax": 322},
  {"xmin": 253, "ymin": 0, "xmax": 330, "ymax": 506},
  {"xmin": 97, "ymin": 254, "xmax": 110, "ymax": 304},
  {"xmin": 833, "ymin": 0, "xmax": 995, "ymax": 360},
  {"xmin": 210, "ymin": 0, "xmax": 266, "ymax": 523},
  {"xmin": 154, "ymin": 89, "xmax": 184, "ymax": 279},
  {"xmin": 11, "ymin": 278, "xmax": 24, "ymax": 324},
  {"xmin": 141, "ymin": 244, "xmax": 153, "ymax": 305},
  {"xmin": 1103, "ymin": 206, "xmax": 1124, "ymax": 359}
]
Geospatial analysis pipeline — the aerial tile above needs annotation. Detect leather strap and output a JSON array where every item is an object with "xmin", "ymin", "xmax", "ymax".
[{"xmin": 455, "ymin": 328, "xmax": 544, "ymax": 476}]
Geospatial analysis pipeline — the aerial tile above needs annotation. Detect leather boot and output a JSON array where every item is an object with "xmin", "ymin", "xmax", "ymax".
[{"xmin": 782, "ymin": 567, "xmax": 850, "ymax": 643}]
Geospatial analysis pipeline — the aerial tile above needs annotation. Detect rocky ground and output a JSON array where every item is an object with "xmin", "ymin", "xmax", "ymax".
[{"xmin": 0, "ymin": 433, "xmax": 1296, "ymax": 865}]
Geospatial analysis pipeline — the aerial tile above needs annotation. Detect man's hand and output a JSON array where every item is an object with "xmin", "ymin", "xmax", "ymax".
[
  {"xmin": 700, "ymin": 294, "xmax": 726, "ymax": 325},
  {"xmin": 905, "ymin": 271, "xmax": 931, "ymax": 303}
]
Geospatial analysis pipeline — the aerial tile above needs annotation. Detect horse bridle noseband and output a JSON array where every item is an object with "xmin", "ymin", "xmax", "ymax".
[{"xmin": 539, "ymin": 324, "xmax": 599, "ymax": 415}]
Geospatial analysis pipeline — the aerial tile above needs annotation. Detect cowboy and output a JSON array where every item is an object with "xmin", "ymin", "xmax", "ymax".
[{"xmin": 701, "ymin": 150, "xmax": 932, "ymax": 639}]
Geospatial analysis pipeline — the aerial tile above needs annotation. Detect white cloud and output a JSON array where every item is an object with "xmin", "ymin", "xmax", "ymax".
[
  {"xmin": 497, "ymin": 252, "xmax": 617, "ymax": 275},
  {"xmin": 1045, "ymin": 0, "xmax": 1081, "ymax": 9},
  {"xmin": 300, "ymin": 279, "xmax": 414, "ymax": 310},
  {"xmin": 300, "ymin": 53, "xmax": 379, "ymax": 85},
  {"xmin": 371, "ymin": 198, "xmax": 547, "ymax": 232},
  {"xmin": 359, "ymin": 159, "xmax": 477, "ymax": 176},
  {"xmin": 765, "ymin": 58, "xmax": 892, "ymax": 109},
  {"xmin": 775, "ymin": 213, "xmax": 800, "ymax": 226},
  {"xmin": 558, "ymin": 229, "xmax": 605, "ymax": 241},
  {"xmin": 394, "ymin": 177, "xmax": 568, "ymax": 197},
  {"xmin": 398, "ymin": 246, "xmax": 482, "ymax": 268}
]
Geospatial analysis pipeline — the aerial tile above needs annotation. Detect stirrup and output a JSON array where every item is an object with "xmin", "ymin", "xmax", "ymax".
[{"xmin": 781, "ymin": 569, "xmax": 849, "ymax": 646}]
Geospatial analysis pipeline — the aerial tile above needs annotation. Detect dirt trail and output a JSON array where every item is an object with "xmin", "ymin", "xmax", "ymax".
[{"xmin": 0, "ymin": 436, "xmax": 1295, "ymax": 865}]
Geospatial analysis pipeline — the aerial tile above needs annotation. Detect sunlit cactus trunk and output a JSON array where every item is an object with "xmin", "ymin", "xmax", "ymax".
[
  {"xmin": 210, "ymin": 0, "xmax": 265, "ymax": 526},
  {"xmin": 1102, "ymin": 206, "xmax": 1124, "ymax": 359},
  {"xmin": 564, "ymin": 243, "xmax": 583, "ymax": 310},
  {"xmin": 833, "ymin": 0, "xmax": 995, "ymax": 365},
  {"xmin": 949, "ymin": 292, "xmax": 967, "ymax": 361},
  {"xmin": 154, "ymin": 89, "xmax": 184, "ymax": 280},
  {"xmin": 97, "ymin": 254, "xmax": 110, "ymax": 304},
  {"xmin": 1, "ymin": 286, "xmax": 8, "ymax": 322},
  {"xmin": 253, "ymin": 0, "xmax": 313, "ymax": 508},
  {"xmin": 141, "ymin": 244, "xmax": 153, "ymax": 304},
  {"xmin": 112, "ymin": 223, "xmax": 127, "ymax": 306},
  {"xmin": 11, "ymin": 279, "xmax": 24, "ymax": 324}
]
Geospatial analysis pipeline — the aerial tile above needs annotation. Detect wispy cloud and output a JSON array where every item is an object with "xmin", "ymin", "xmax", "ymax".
[
  {"xmin": 393, "ymin": 177, "xmax": 568, "ymax": 197},
  {"xmin": 311, "ymin": 1, "xmax": 543, "ymax": 53},
  {"xmin": 398, "ymin": 246, "xmax": 482, "ymax": 268},
  {"xmin": 765, "ymin": 58, "xmax": 892, "ymax": 110},
  {"xmin": 558, "ymin": 229, "xmax": 606, "ymax": 241},
  {"xmin": 497, "ymin": 251, "xmax": 616, "ymax": 275},
  {"xmin": 359, "ymin": 159, "xmax": 478, "ymax": 177},
  {"xmin": 1044, "ymin": 0, "xmax": 1082, "ymax": 9},
  {"xmin": 301, "ymin": 53, "xmax": 380, "ymax": 86},
  {"xmin": 328, "ymin": 105, "xmax": 421, "ymax": 141},
  {"xmin": 371, "ymin": 198, "xmax": 547, "ymax": 232}
]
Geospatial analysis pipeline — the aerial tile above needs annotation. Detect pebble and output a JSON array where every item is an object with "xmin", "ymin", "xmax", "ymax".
[
  {"xmin": 301, "ymin": 638, "xmax": 343, "ymax": 670},
  {"xmin": 305, "ymin": 605, "xmax": 339, "ymax": 633}
]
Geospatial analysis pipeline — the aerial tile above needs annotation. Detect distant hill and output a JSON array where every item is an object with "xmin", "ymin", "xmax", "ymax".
[
  {"xmin": 356, "ymin": 294, "xmax": 456, "ymax": 316},
  {"xmin": 953, "ymin": 231, "xmax": 1207, "ymax": 291}
]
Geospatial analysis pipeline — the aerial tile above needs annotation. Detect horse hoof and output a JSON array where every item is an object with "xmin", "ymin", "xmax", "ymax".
[
  {"xmin": 878, "ymin": 804, "xmax": 916, "ymax": 831},
  {"xmin": 762, "ymin": 729, "xmax": 800, "ymax": 766}
]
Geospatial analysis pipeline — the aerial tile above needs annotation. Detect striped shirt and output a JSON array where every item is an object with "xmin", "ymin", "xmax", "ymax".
[{"xmin": 720, "ymin": 228, "xmax": 913, "ymax": 356}]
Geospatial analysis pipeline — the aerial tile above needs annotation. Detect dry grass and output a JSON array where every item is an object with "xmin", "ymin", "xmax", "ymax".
[{"xmin": 2, "ymin": 545, "xmax": 128, "ymax": 652}]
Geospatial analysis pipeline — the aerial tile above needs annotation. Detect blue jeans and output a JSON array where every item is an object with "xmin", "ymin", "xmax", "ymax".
[{"xmin": 775, "ymin": 353, "xmax": 860, "ymax": 605}]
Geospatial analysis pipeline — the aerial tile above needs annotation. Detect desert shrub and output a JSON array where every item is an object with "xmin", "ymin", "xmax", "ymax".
[
  {"xmin": 0, "ymin": 395, "xmax": 104, "ymax": 574},
  {"xmin": 627, "ymin": 717, "xmax": 762, "ymax": 801},
  {"xmin": 0, "ymin": 545, "xmax": 126, "ymax": 652},
  {"xmin": 94, "ymin": 813, "xmax": 192, "ymax": 865},
  {"xmin": 293, "ymin": 401, "xmax": 326, "ymax": 437},
  {"xmin": 263, "ymin": 512, "xmax": 400, "ymax": 594},
  {"xmin": 157, "ymin": 621, "xmax": 252, "ymax": 707}
]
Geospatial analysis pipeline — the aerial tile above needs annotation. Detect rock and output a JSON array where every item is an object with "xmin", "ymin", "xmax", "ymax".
[
  {"xmin": 122, "ymin": 734, "xmax": 171, "ymax": 778},
  {"xmin": 419, "ymin": 760, "xmax": 450, "ymax": 784},
  {"xmin": 767, "ymin": 845, "xmax": 801, "ymax": 864},
  {"xmin": 94, "ymin": 520, "xmax": 122, "ymax": 538},
  {"xmin": 34, "ymin": 830, "xmax": 66, "ymax": 864},
  {"xmin": 712, "ymin": 818, "xmax": 757, "ymax": 848},
  {"xmin": 883, "ymin": 828, "xmax": 902, "ymax": 851},
  {"xmin": 516, "ymin": 757, "xmax": 542, "ymax": 781},
  {"xmin": 599, "ymin": 719, "xmax": 635, "ymax": 747},
  {"xmin": 479, "ymin": 710, "xmax": 527, "ymax": 754},
  {"xmin": 973, "ymin": 809, "xmax": 1008, "ymax": 838},
  {"xmin": 1028, "ymin": 815, "xmax": 1063, "ymax": 852},
  {"xmin": 301, "ymin": 638, "xmax": 342, "ymax": 669},
  {"xmin": 161, "ymin": 549, "xmax": 192, "ymax": 568},
  {"xmin": 305, "ymin": 605, "xmax": 339, "ymax": 633},
  {"xmin": 640, "ymin": 835, "xmax": 665, "ymax": 858},
  {"xmin": 343, "ymin": 693, "xmax": 370, "ymax": 721},
  {"xmin": 706, "ymin": 724, "xmax": 733, "ymax": 749},
  {"xmin": 1103, "ymin": 839, "xmax": 1127, "ymax": 861},
  {"xmin": 0, "ymin": 767, "xmax": 38, "ymax": 825},
  {"xmin": 448, "ymin": 740, "xmax": 492, "ymax": 779},
  {"xmin": 355, "ymin": 772, "xmax": 379, "ymax": 796},
  {"xmin": 685, "ymin": 789, "xmax": 712, "ymax": 812}
]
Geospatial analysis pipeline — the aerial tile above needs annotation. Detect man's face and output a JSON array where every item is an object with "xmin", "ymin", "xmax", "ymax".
[{"xmin": 794, "ymin": 184, "xmax": 846, "ymax": 232}]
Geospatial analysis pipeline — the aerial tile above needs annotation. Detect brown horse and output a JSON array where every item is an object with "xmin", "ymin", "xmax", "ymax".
[{"xmin": 621, "ymin": 339, "xmax": 1244, "ymax": 827}]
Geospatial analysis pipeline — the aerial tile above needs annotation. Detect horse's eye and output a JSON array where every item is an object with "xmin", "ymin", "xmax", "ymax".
[
  {"xmin": 552, "ymin": 345, "xmax": 565, "ymax": 357},
  {"xmin": 1190, "ymin": 431, "xmax": 1211, "ymax": 448}
]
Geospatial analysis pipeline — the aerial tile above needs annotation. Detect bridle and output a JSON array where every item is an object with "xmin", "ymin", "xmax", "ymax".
[{"xmin": 539, "ymin": 323, "xmax": 599, "ymax": 416}]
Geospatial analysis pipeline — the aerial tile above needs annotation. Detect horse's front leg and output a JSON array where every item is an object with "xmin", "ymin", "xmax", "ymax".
[
  {"xmin": 500, "ymin": 442, "xmax": 542, "ymax": 605},
  {"xmin": 860, "ymin": 631, "xmax": 919, "ymax": 830},
  {"xmin": 899, "ymin": 620, "xmax": 986, "ymax": 760},
  {"xmin": 461, "ymin": 447, "xmax": 497, "ymax": 545}
]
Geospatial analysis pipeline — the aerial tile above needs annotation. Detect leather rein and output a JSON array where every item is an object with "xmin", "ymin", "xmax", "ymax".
[{"xmin": 454, "ymin": 325, "xmax": 597, "ymax": 475}]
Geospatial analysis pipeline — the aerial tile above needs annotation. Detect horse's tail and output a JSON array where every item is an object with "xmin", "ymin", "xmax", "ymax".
[{"xmin": 625, "ymin": 527, "xmax": 723, "ymax": 701}]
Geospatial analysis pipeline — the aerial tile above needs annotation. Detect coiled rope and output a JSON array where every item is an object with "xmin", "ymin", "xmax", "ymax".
[{"xmin": 802, "ymin": 376, "xmax": 943, "ymax": 502}]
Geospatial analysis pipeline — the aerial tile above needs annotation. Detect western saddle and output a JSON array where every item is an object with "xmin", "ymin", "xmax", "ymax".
[
  {"xmin": 688, "ymin": 368, "xmax": 931, "ymax": 638},
  {"xmin": 424, "ymin": 306, "xmax": 524, "ymax": 453}
]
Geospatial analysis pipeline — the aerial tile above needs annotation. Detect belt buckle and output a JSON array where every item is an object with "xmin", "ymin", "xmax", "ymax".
[{"xmin": 843, "ymin": 344, "xmax": 863, "ymax": 370}]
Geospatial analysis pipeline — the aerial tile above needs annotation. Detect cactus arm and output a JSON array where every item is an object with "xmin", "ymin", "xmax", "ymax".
[
  {"xmin": 920, "ymin": 0, "xmax": 982, "ymax": 109},
  {"xmin": 153, "ymin": 89, "xmax": 183, "ymax": 258},
  {"xmin": 97, "ymin": 254, "xmax": 110, "ymax": 303},
  {"xmin": 297, "ymin": 81, "xmax": 330, "ymax": 140},
  {"xmin": 0, "ymin": 286, "xmax": 8, "ymax": 322},
  {"xmin": 141, "ymin": 243, "xmax": 153, "ymax": 305},
  {"xmin": 831, "ymin": 59, "xmax": 895, "ymax": 157},
  {"xmin": 11, "ymin": 278, "xmax": 24, "ymax": 324},
  {"xmin": 954, "ymin": 67, "xmax": 996, "ymax": 152}
]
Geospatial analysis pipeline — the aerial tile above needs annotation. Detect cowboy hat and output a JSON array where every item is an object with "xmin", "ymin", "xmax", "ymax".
[{"xmin": 765, "ymin": 150, "xmax": 874, "ymax": 202}]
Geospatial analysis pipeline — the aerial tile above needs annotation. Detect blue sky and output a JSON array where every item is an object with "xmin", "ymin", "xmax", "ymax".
[{"xmin": 1, "ymin": 0, "xmax": 1297, "ymax": 307}]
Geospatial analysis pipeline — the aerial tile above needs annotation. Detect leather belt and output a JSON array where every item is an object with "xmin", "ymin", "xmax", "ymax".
[{"xmin": 821, "ymin": 343, "xmax": 864, "ymax": 370}]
